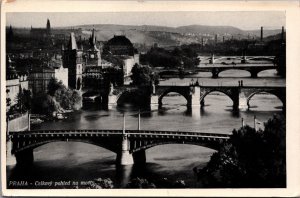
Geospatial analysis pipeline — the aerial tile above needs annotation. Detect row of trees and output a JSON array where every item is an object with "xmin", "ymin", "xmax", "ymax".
[
  {"xmin": 197, "ymin": 114, "xmax": 286, "ymax": 188},
  {"xmin": 86, "ymin": 177, "xmax": 187, "ymax": 189},
  {"xmin": 140, "ymin": 47, "xmax": 200, "ymax": 68}
]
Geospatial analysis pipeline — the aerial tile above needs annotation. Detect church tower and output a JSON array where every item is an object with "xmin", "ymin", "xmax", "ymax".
[
  {"xmin": 62, "ymin": 32, "xmax": 83, "ymax": 90},
  {"xmin": 86, "ymin": 28, "xmax": 101, "ymax": 67},
  {"xmin": 46, "ymin": 18, "xmax": 51, "ymax": 35}
]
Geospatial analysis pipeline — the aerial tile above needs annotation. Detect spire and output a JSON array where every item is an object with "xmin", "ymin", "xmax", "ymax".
[
  {"xmin": 7, "ymin": 25, "xmax": 13, "ymax": 41},
  {"xmin": 89, "ymin": 28, "xmax": 97, "ymax": 47},
  {"xmin": 46, "ymin": 18, "xmax": 51, "ymax": 33},
  {"xmin": 68, "ymin": 32, "xmax": 78, "ymax": 50}
]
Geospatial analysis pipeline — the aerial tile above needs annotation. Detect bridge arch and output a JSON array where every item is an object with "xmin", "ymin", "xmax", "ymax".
[
  {"xmin": 200, "ymin": 89, "xmax": 235, "ymax": 108},
  {"xmin": 217, "ymin": 68, "xmax": 251, "ymax": 77},
  {"xmin": 246, "ymin": 91, "xmax": 284, "ymax": 108},
  {"xmin": 131, "ymin": 142, "xmax": 220, "ymax": 153},
  {"xmin": 247, "ymin": 57, "xmax": 275, "ymax": 61},
  {"xmin": 158, "ymin": 88, "xmax": 191, "ymax": 108},
  {"xmin": 12, "ymin": 138, "xmax": 120, "ymax": 155},
  {"xmin": 256, "ymin": 68, "xmax": 278, "ymax": 76}
]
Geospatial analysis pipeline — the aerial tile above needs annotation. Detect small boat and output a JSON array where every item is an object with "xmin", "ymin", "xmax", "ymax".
[
  {"xmin": 30, "ymin": 118, "xmax": 44, "ymax": 124},
  {"xmin": 56, "ymin": 113, "xmax": 67, "ymax": 120}
]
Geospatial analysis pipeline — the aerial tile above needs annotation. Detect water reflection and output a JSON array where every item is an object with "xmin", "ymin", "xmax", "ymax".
[{"xmin": 115, "ymin": 165, "xmax": 133, "ymax": 188}]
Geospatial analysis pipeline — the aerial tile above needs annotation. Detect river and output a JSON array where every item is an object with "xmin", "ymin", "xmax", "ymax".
[{"xmin": 7, "ymin": 69, "xmax": 285, "ymax": 188}]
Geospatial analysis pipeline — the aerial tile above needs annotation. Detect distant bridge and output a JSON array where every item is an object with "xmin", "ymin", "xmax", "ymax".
[
  {"xmin": 7, "ymin": 129, "xmax": 230, "ymax": 166},
  {"xmin": 196, "ymin": 64, "xmax": 276, "ymax": 78},
  {"xmin": 199, "ymin": 56, "xmax": 275, "ymax": 62},
  {"xmin": 108, "ymin": 85, "xmax": 286, "ymax": 111},
  {"xmin": 158, "ymin": 64, "xmax": 277, "ymax": 78},
  {"xmin": 158, "ymin": 55, "xmax": 278, "ymax": 78}
]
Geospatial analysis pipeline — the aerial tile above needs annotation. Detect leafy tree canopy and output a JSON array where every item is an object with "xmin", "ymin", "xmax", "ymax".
[
  {"xmin": 198, "ymin": 114, "xmax": 286, "ymax": 188},
  {"xmin": 131, "ymin": 64, "xmax": 159, "ymax": 86}
]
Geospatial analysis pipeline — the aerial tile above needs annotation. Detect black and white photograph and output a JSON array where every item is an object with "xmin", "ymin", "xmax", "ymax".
[{"xmin": 1, "ymin": 1, "xmax": 299, "ymax": 196}]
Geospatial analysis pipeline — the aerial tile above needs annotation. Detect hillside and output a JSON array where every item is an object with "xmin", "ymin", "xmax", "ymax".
[{"xmin": 10, "ymin": 24, "xmax": 283, "ymax": 48}]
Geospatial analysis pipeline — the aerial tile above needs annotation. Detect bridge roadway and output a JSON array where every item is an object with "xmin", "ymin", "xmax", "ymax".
[
  {"xmin": 158, "ymin": 63, "xmax": 277, "ymax": 78},
  {"xmin": 196, "ymin": 64, "xmax": 276, "ymax": 78},
  {"xmin": 7, "ymin": 129, "xmax": 230, "ymax": 166}
]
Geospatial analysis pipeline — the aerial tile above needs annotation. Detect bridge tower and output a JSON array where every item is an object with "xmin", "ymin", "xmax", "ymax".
[{"xmin": 63, "ymin": 32, "xmax": 83, "ymax": 91}]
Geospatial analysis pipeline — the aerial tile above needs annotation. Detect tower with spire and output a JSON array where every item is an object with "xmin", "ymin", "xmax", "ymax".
[
  {"xmin": 7, "ymin": 25, "xmax": 14, "ymax": 42},
  {"xmin": 62, "ymin": 32, "xmax": 83, "ymax": 90},
  {"xmin": 86, "ymin": 28, "xmax": 101, "ymax": 67},
  {"xmin": 46, "ymin": 18, "xmax": 51, "ymax": 35}
]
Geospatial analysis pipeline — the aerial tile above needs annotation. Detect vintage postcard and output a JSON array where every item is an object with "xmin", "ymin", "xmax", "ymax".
[{"xmin": 1, "ymin": 0, "xmax": 300, "ymax": 197}]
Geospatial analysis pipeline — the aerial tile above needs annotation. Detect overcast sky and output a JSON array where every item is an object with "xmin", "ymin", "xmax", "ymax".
[{"xmin": 6, "ymin": 12, "xmax": 285, "ymax": 30}]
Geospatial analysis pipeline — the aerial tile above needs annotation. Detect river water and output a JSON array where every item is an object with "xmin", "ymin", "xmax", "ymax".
[{"xmin": 7, "ymin": 69, "xmax": 285, "ymax": 188}]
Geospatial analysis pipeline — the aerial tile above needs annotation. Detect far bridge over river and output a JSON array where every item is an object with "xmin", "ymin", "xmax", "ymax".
[
  {"xmin": 157, "ymin": 55, "xmax": 279, "ymax": 78},
  {"xmin": 108, "ymin": 84, "xmax": 286, "ymax": 111}
]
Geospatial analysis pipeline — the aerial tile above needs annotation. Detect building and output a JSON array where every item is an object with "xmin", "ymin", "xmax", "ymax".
[
  {"xmin": 6, "ymin": 57, "xmax": 21, "ymax": 106},
  {"xmin": 104, "ymin": 35, "xmax": 136, "ymax": 56},
  {"xmin": 85, "ymin": 28, "xmax": 101, "ymax": 67},
  {"xmin": 30, "ymin": 19, "xmax": 51, "ymax": 39},
  {"xmin": 6, "ymin": 56, "xmax": 29, "ymax": 106},
  {"xmin": 28, "ymin": 58, "xmax": 68, "ymax": 95},
  {"xmin": 103, "ymin": 35, "xmax": 139, "ymax": 77},
  {"xmin": 62, "ymin": 32, "xmax": 83, "ymax": 90},
  {"xmin": 6, "ymin": 56, "xmax": 28, "ymax": 111}
]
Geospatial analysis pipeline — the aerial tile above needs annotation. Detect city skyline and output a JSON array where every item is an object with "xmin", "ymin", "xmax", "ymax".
[{"xmin": 6, "ymin": 11, "xmax": 285, "ymax": 30}]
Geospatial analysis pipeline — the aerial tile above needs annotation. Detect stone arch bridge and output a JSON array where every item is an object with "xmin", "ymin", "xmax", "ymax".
[
  {"xmin": 108, "ymin": 85, "xmax": 285, "ymax": 111},
  {"xmin": 7, "ymin": 130, "xmax": 230, "ymax": 166},
  {"xmin": 196, "ymin": 65, "xmax": 277, "ymax": 78}
]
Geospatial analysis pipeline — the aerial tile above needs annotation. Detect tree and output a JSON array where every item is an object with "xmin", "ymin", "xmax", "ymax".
[
  {"xmin": 131, "ymin": 64, "xmax": 158, "ymax": 86},
  {"xmin": 22, "ymin": 89, "xmax": 32, "ymax": 111},
  {"xmin": 126, "ymin": 178, "xmax": 156, "ymax": 189},
  {"xmin": 6, "ymin": 89, "xmax": 11, "ymax": 111},
  {"xmin": 48, "ymin": 77, "xmax": 65, "ymax": 96},
  {"xmin": 88, "ymin": 178, "xmax": 114, "ymax": 189},
  {"xmin": 15, "ymin": 89, "xmax": 23, "ymax": 112},
  {"xmin": 32, "ymin": 93, "xmax": 58, "ymax": 115},
  {"xmin": 198, "ymin": 115, "xmax": 286, "ymax": 188}
]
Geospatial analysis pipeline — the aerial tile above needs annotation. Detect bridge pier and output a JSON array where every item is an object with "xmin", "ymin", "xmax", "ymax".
[
  {"xmin": 116, "ymin": 136, "xmax": 134, "ymax": 165},
  {"xmin": 108, "ymin": 95, "xmax": 118, "ymax": 106},
  {"xmin": 200, "ymin": 99, "xmax": 205, "ymax": 108},
  {"xmin": 151, "ymin": 95, "xmax": 159, "ymax": 106},
  {"xmin": 250, "ymin": 70, "xmax": 258, "ymax": 78},
  {"xmin": 212, "ymin": 69, "xmax": 219, "ymax": 78},
  {"xmin": 6, "ymin": 139, "xmax": 16, "ymax": 165},
  {"xmin": 191, "ymin": 86, "xmax": 201, "ymax": 107},
  {"xmin": 133, "ymin": 150, "xmax": 146, "ymax": 165},
  {"xmin": 15, "ymin": 149, "xmax": 34, "ymax": 167},
  {"xmin": 238, "ymin": 92, "xmax": 249, "ymax": 111}
]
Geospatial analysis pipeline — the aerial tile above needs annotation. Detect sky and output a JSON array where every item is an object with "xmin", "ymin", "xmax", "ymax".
[{"xmin": 6, "ymin": 12, "xmax": 285, "ymax": 30}]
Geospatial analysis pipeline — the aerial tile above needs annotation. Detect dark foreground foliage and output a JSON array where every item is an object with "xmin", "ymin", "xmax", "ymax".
[{"xmin": 197, "ymin": 114, "xmax": 286, "ymax": 188}]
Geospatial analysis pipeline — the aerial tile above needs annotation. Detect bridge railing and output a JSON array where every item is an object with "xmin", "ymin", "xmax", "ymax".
[
  {"xmin": 9, "ymin": 129, "xmax": 123, "ymax": 135},
  {"xmin": 9, "ymin": 129, "xmax": 231, "ymax": 138},
  {"xmin": 126, "ymin": 130, "xmax": 231, "ymax": 138}
]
